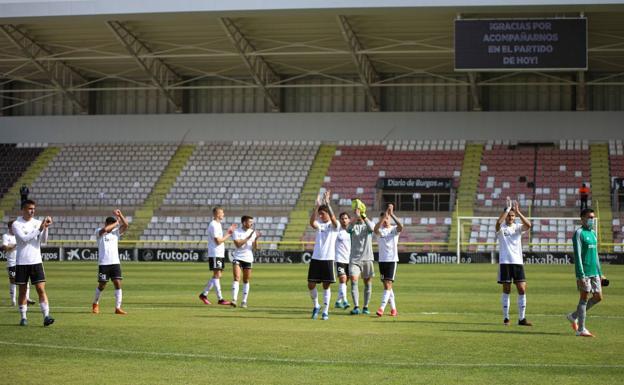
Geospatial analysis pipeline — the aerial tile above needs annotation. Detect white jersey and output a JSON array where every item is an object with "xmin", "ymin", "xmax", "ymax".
[
  {"xmin": 232, "ymin": 228, "xmax": 256, "ymax": 263},
  {"xmin": 2, "ymin": 233, "xmax": 17, "ymax": 268},
  {"xmin": 312, "ymin": 221, "xmax": 339, "ymax": 261},
  {"xmin": 96, "ymin": 227, "xmax": 120, "ymax": 265},
  {"xmin": 335, "ymin": 228, "xmax": 351, "ymax": 264},
  {"xmin": 207, "ymin": 220, "xmax": 225, "ymax": 258},
  {"xmin": 497, "ymin": 222, "xmax": 525, "ymax": 265},
  {"xmin": 12, "ymin": 217, "xmax": 47, "ymax": 265},
  {"xmin": 377, "ymin": 225, "xmax": 400, "ymax": 262}
]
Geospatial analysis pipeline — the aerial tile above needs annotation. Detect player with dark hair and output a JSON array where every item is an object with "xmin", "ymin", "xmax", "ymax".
[
  {"xmin": 92, "ymin": 209, "xmax": 129, "ymax": 315},
  {"xmin": 3, "ymin": 219, "xmax": 35, "ymax": 306},
  {"xmin": 567, "ymin": 208, "xmax": 607, "ymax": 337},
  {"xmin": 334, "ymin": 212, "xmax": 351, "ymax": 309},
  {"xmin": 199, "ymin": 206, "xmax": 236, "ymax": 305},
  {"xmin": 374, "ymin": 204, "xmax": 403, "ymax": 317},
  {"xmin": 12, "ymin": 199, "xmax": 54, "ymax": 326},
  {"xmin": 230, "ymin": 215, "xmax": 259, "ymax": 308},
  {"xmin": 495, "ymin": 198, "xmax": 532, "ymax": 326},
  {"xmin": 307, "ymin": 191, "xmax": 338, "ymax": 320}
]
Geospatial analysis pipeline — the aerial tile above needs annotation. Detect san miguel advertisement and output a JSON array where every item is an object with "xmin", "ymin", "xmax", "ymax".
[{"xmin": 406, "ymin": 252, "xmax": 490, "ymax": 264}]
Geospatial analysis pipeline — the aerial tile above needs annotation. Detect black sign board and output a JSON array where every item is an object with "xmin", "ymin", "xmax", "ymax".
[
  {"xmin": 139, "ymin": 248, "xmax": 207, "ymax": 262},
  {"xmin": 493, "ymin": 252, "xmax": 624, "ymax": 265},
  {"xmin": 377, "ymin": 178, "xmax": 452, "ymax": 191},
  {"xmin": 455, "ymin": 18, "xmax": 587, "ymax": 71},
  {"xmin": 3, "ymin": 248, "xmax": 621, "ymax": 265},
  {"xmin": 64, "ymin": 248, "xmax": 134, "ymax": 262},
  {"xmin": 0, "ymin": 247, "xmax": 60, "ymax": 261},
  {"xmin": 63, "ymin": 247, "xmax": 134, "ymax": 262},
  {"xmin": 0, "ymin": 247, "xmax": 61, "ymax": 261},
  {"xmin": 42, "ymin": 247, "xmax": 61, "ymax": 261}
]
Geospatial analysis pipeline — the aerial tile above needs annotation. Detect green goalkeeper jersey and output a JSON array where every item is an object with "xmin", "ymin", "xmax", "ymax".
[{"xmin": 572, "ymin": 226, "xmax": 602, "ymax": 279}]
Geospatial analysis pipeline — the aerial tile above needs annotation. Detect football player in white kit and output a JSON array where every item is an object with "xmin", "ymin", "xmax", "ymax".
[
  {"xmin": 92, "ymin": 209, "xmax": 129, "ymax": 315},
  {"xmin": 199, "ymin": 206, "xmax": 236, "ymax": 306},
  {"xmin": 12, "ymin": 200, "xmax": 54, "ymax": 326},
  {"xmin": 230, "ymin": 215, "xmax": 259, "ymax": 308},
  {"xmin": 334, "ymin": 212, "xmax": 351, "ymax": 310},
  {"xmin": 307, "ymin": 191, "xmax": 338, "ymax": 320},
  {"xmin": 496, "ymin": 199, "xmax": 532, "ymax": 326},
  {"xmin": 2, "ymin": 219, "xmax": 35, "ymax": 306},
  {"xmin": 374, "ymin": 204, "xmax": 403, "ymax": 317}
]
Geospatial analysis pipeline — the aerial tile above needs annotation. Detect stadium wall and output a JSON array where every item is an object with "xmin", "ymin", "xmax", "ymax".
[
  {"xmin": 1, "ymin": 111, "xmax": 622, "ymax": 143},
  {"xmin": 6, "ymin": 75, "xmax": 623, "ymax": 115}
]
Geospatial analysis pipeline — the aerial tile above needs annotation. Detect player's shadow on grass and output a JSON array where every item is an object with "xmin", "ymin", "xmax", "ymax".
[
  {"xmin": 397, "ymin": 319, "xmax": 494, "ymax": 326},
  {"xmin": 196, "ymin": 313, "xmax": 303, "ymax": 320},
  {"xmin": 194, "ymin": 307, "xmax": 312, "ymax": 319},
  {"xmin": 128, "ymin": 302, "xmax": 206, "ymax": 308},
  {"xmin": 0, "ymin": 323, "xmax": 24, "ymax": 327},
  {"xmin": 449, "ymin": 329, "xmax": 565, "ymax": 336}
]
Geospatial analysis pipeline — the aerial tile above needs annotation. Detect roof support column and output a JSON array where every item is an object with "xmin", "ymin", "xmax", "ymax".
[
  {"xmin": 576, "ymin": 71, "xmax": 586, "ymax": 111},
  {"xmin": 219, "ymin": 17, "xmax": 281, "ymax": 112},
  {"xmin": 337, "ymin": 15, "xmax": 381, "ymax": 112},
  {"xmin": 468, "ymin": 72, "xmax": 482, "ymax": 111},
  {"xmin": 106, "ymin": 20, "xmax": 183, "ymax": 112},
  {"xmin": 0, "ymin": 24, "xmax": 88, "ymax": 113}
]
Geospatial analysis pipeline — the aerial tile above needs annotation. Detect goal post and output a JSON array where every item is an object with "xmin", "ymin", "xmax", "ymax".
[{"xmin": 456, "ymin": 216, "xmax": 586, "ymax": 263}]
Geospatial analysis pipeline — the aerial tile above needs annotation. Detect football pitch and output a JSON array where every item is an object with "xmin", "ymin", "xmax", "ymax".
[{"xmin": 1, "ymin": 263, "xmax": 622, "ymax": 385}]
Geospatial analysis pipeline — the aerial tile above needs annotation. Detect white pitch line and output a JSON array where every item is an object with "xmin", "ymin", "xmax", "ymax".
[
  {"xmin": 417, "ymin": 311, "xmax": 624, "ymax": 319},
  {"xmin": 0, "ymin": 341, "xmax": 622, "ymax": 369},
  {"xmin": 3, "ymin": 306, "xmax": 622, "ymax": 319}
]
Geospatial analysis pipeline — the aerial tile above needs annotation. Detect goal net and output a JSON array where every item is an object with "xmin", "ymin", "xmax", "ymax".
[{"xmin": 457, "ymin": 216, "xmax": 585, "ymax": 258}]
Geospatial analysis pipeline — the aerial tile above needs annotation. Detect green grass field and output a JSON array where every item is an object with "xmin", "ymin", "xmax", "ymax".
[{"xmin": 1, "ymin": 263, "xmax": 622, "ymax": 385}]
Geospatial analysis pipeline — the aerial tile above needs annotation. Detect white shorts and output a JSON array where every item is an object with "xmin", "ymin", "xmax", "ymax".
[{"xmin": 349, "ymin": 261, "xmax": 375, "ymax": 279}]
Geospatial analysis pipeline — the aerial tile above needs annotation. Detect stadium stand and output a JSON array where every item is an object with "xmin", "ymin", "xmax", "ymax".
[
  {"xmin": 477, "ymin": 142, "xmax": 534, "ymax": 209},
  {"xmin": 469, "ymin": 139, "xmax": 599, "ymax": 252},
  {"xmin": 535, "ymin": 140, "xmax": 590, "ymax": 208},
  {"xmin": 614, "ymin": 215, "xmax": 624, "ymax": 252},
  {"xmin": 0, "ymin": 143, "xmax": 44, "ymax": 200},
  {"xmin": 477, "ymin": 140, "xmax": 590, "ymax": 209},
  {"xmin": 467, "ymin": 218, "xmax": 499, "ymax": 252},
  {"xmin": 1, "ymin": 139, "xmax": 621, "ymax": 252},
  {"xmin": 301, "ymin": 214, "xmax": 452, "ymax": 252},
  {"xmin": 141, "ymin": 215, "xmax": 287, "ymax": 249},
  {"xmin": 609, "ymin": 140, "xmax": 624, "ymax": 250},
  {"xmin": 48, "ymin": 215, "xmax": 104, "ymax": 242},
  {"xmin": 164, "ymin": 141, "xmax": 318, "ymax": 208},
  {"xmin": 399, "ymin": 215, "xmax": 452, "ymax": 251},
  {"xmin": 30, "ymin": 143, "xmax": 177, "ymax": 207},
  {"xmin": 323, "ymin": 140, "xmax": 465, "ymax": 207},
  {"xmin": 610, "ymin": 139, "xmax": 624, "ymax": 193},
  {"xmin": 466, "ymin": 217, "xmax": 579, "ymax": 252}
]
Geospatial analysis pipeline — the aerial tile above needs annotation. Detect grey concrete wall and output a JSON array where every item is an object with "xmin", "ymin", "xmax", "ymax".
[{"xmin": 0, "ymin": 112, "xmax": 622, "ymax": 144}]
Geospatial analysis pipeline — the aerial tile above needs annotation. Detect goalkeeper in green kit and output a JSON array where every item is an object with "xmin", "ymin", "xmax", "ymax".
[{"xmin": 566, "ymin": 208, "xmax": 608, "ymax": 337}]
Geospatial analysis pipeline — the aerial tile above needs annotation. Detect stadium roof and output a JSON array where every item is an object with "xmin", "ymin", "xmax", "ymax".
[{"xmin": 1, "ymin": 1, "xmax": 624, "ymax": 112}]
